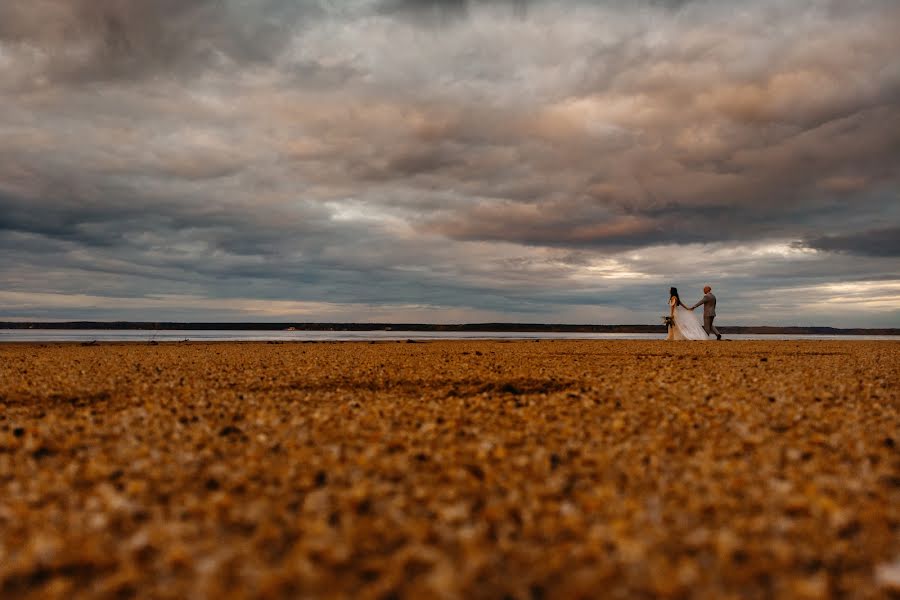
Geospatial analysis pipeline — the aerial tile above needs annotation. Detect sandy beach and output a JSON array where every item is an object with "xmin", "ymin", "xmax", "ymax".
[{"xmin": 1, "ymin": 340, "xmax": 898, "ymax": 599}]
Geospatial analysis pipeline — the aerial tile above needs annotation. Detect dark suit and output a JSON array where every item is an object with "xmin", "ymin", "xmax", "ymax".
[{"xmin": 691, "ymin": 293, "xmax": 720, "ymax": 338}]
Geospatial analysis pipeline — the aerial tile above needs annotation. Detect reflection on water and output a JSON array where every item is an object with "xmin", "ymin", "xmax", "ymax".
[{"xmin": 1, "ymin": 330, "xmax": 898, "ymax": 342}]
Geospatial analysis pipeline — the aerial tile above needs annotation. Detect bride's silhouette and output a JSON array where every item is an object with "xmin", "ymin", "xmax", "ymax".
[{"xmin": 666, "ymin": 287, "xmax": 709, "ymax": 341}]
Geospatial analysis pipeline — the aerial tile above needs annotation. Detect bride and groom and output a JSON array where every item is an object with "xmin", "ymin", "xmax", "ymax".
[{"xmin": 667, "ymin": 285, "xmax": 722, "ymax": 341}]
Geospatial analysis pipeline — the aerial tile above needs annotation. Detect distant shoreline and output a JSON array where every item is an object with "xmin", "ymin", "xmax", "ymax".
[{"xmin": 2, "ymin": 322, "xmax": 898, "ymax": 336}]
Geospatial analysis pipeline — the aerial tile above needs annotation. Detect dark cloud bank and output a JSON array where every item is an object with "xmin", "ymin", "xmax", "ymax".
[{"xmin": 0, "ymin": 0, "xmax": 898, "ymax": 325}]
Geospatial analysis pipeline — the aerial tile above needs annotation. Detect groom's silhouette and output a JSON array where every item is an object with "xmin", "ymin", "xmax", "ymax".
[{"xmin": 690, "ymin": 285, "xmax": 721, "ymax": 340}]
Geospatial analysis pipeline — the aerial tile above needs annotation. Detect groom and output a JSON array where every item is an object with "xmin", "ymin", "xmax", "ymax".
[{"xmin": 690, "ymin": 285, "xmax": 722, "ymax": 340}]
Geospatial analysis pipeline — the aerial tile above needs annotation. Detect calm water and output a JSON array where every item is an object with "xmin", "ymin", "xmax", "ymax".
[{"xmin": 1, "ymin": 330, "xmax": 897, "ymax": 342}]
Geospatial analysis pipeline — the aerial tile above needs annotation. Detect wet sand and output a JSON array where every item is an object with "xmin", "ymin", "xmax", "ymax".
[{"xmin": 1, "ymin": 340, "xmax": 898, "ymax": 599}]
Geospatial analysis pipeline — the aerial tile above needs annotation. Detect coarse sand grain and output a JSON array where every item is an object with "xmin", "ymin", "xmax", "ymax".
[{"xmin": 0, "ymin": 340, "xmax": 898, "ymax": 598}]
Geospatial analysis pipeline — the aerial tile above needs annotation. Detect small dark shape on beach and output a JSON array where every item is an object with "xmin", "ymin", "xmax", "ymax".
[
  {"xmin": 219, "ymin": 425, "xmax": 243, "ymax": 437},
  {"xmin": 837, "ymin": 519, "xmax": 862, "ymax": 539},
  {"xmin": 465, "ymin": 464, "xmax": 485, "ymax": 480},
  {"xmin": 314, "ymin": 470, "xmax": 328, "ymax": 487},
  {"xmin": 356, "ymin": 498, "xmax": 373, "ymax": 515},
  {"xmin": 499, "ymin": 383, "xmax": 523, "ymax": 395},
  {"xmin": 32, "ymin": 446, "xmax": 55, "ymax": 459},
  {"xmin": 81, "ymin": 340, "xmax": 99, "ymax": 347}
]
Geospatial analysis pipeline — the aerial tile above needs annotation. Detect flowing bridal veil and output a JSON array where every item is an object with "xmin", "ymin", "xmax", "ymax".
[
  {"xmin": 674, "ymin": 305, "xmax": 709, "ymax": 340},
  {"xmin": 668, "ymin": 299, "xmax": 709, "ymax": 341}
]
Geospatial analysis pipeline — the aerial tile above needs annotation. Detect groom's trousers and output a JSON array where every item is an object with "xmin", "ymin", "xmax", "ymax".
[{"xmin": 703, "ymin": 315, "xmax": 721, "ymax": 338}]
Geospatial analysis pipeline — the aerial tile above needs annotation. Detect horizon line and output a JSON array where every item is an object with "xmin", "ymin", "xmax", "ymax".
[{"xmin": 2, "ymin": 321, "xmax": 898, "ymax": 333}]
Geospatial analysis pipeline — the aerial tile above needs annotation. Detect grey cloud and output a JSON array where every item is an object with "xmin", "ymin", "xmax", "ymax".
[
  {"xmin": 378, "ymin": 0, "xmax": 470, "ymax": 18},
  {"xmin": 0, "ymin": 160, "xmax": 527, "ymax": 313},
  {"xmin": 375, "ymin": 0, "xmax": 538, "ymax": 22},
  {"xmin": 805, "ymin": 227, "xmax": 900, "ymax": 257},
  {"xmin": 376, "ymin": 0, "xmax": 693, "ymax": 21},
  {"xmin": 0, "ymin": 0, "xmax": 316, "ymax": 85}
]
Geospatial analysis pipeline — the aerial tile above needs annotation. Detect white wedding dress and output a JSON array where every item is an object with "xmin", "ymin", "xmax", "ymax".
[{"xmin": 667, "ymin": 296, "xmax": 709, "ymax": 341}]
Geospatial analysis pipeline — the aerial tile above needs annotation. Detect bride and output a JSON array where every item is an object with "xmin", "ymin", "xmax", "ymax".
[{"xmin": 666, "ymin": 287, "xmax": 709, "ymax": 341}]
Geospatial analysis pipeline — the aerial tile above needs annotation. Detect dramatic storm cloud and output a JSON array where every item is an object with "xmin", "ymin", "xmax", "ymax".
[{"xmin": 1, "ymin": 0, "xmax": 898, "ymax": 325}]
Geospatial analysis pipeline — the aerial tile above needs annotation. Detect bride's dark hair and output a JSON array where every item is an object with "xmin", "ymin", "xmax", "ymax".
[{"xmin": 670, "ymin": 287, "xmax": 683, "ymax": 307}]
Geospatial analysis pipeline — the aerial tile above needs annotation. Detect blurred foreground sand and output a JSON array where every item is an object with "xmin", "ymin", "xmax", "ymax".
[{"xmin": 1, "ymin": 340, "xmax": 898, "ymax": 599}]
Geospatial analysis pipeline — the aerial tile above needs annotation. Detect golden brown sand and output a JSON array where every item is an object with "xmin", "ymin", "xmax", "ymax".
[{"xmin": 1, "ymin": 340, "xmax": 898, "ymax": 599}]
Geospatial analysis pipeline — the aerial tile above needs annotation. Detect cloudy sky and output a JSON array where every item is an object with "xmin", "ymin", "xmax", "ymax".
[{"xmin": 1, "ymin": 0, "xmax": 899, "ymax": 326}]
